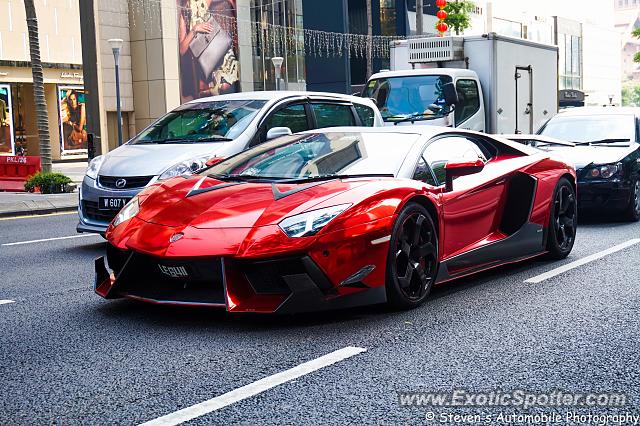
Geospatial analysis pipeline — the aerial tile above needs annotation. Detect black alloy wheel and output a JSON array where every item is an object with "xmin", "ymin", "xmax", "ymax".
[
  {"xmin": 547, "ymin": 178, "xmax": 577, "ymax": 259},
  {"xmin": 624, "ymin": 178, "xmax": 640, "ymax": 222},
  {"xmin": 386, "ymin": 203, "xmax": 439, "ymax": 309}
]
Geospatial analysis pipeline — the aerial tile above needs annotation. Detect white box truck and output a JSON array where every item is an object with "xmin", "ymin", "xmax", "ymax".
[{"xmin": 363, "ymin": 33, "xmax": 559, "ymax": 134}]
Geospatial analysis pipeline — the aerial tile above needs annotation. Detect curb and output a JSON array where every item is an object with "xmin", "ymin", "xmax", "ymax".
[{"xmin": 0, "ymin": 204, "xmax": 78, "ymax": 219}]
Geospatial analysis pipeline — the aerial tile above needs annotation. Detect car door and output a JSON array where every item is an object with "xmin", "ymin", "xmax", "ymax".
[
  {"xmin": 421, "ymin": 135, "xmax": 507, "ymax": 259},
  {"xmin": 249, "ymin": 101, "xmax": 313, "ymax": 147}
]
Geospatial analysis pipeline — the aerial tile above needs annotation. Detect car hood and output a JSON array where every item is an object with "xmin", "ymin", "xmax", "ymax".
[
  {"xmin": 98, "ymin": 143, "xmax": 229, "ymax": 177},
  {"xmin": 544, "ymin": 145, "xmax": 634, "ymax": 170},
  {"xmin": 136, "ymin": 175, "xmax": 368, "ymax": 229}
]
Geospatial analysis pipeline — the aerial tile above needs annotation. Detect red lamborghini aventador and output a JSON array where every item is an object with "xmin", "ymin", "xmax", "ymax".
[{"xmin": 95, "ymin": 127, "xmax": 577, "ymax": 313}]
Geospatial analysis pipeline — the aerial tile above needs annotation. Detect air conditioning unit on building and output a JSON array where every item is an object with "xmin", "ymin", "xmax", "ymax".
[{"xmin": 407, "ymin": 36, "xmax": 464, "ymax": 64}]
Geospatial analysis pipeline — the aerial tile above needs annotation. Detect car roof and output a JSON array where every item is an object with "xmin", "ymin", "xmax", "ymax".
[
  {"xmin": 188, "ymin": 91, "xmax": 369, "ymax": 104},
  {"xmin": 303, "ymin": 126, "xmax": 441, "ymax": 138},
  {"xmin": 303, "ymin": 126, "xmax": 539, "ymax": 156},
  {"xmin": 556, "ymin": 107, "xmax": 640, "ymax": 117},
  {"xmin": 368, "ymin": 68, "xmax": 479, "ymax": 80}
]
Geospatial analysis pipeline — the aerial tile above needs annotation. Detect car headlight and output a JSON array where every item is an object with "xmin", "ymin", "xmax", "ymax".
[
  {"xmin": 86, "ymin": 155, "xmax": 104, "ymax": 180},
  {"xmin": 588, "ymin": 163, "xmax": 621, "ymax": 179},
  {"xmin": 112, "ymin": 196, "xmax": 140, "ymax": 228},
  {"xmin": 159, "ymin": 156, "xmax": 210, "ymax": 180},
  {"xmin": 278, "ymin": 204, "xmax": 351, "ymax": 238}
]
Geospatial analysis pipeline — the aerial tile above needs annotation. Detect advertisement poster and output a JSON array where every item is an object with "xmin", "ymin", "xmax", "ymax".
[
  {"xmin": 177, "ymin": 0, "xmax": 240, "ymax": 103},
  {"xmin": 0, "ymin": 84, "xmax": 15, "ymax": 156},
  {"xmin": 58, "ymin": 86, "xmax": 88, "ymax": 154}
]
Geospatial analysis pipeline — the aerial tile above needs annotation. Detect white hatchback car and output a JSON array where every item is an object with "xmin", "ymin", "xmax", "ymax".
[{"xmin": 78, "ymin": 91, "xmax": 382, "ymax": 234}]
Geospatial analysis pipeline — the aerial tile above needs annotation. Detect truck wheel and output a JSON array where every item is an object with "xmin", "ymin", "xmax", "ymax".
[
  {"xmin": 546, "ymin": 178, "xmax": 577, "ymax": 260},
  {"xmin": 386, "ymin": 203, "xmax": 439, "ymax": 309},
  {"xmin": 623, "ymin": 178, "xmax": 640, "ymax": 222}
]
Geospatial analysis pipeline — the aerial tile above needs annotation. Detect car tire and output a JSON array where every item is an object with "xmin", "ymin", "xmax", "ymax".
[
  {"xmin": 386, "ymin": 203, "xmax": 439, "ymax": 309},
  {"xmin": 623, "ymin": 178, "xmax": 640, "ymax": 222},
  {"xmin": 546, "ymin": 177, "xmax": 577, "ymax": 260}
]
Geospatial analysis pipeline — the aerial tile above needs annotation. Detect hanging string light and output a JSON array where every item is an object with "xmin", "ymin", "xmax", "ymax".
[
  {"xmin": 121, "ymin": 0, "xmax": 436, "ymax": 59},
  {"xmin": 436, "ymin": 0, "xmax": 448, "ymax": 36}
]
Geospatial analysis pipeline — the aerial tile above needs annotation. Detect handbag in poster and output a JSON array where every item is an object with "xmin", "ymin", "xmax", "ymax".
[{"xmin": 188, "ymin": 16, "xmax": 232, "ymax": 81}]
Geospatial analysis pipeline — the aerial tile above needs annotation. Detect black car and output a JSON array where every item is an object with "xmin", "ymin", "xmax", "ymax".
[{"xmin": 535, "ymin": 108, "xmax": 640, "ymax": 221}]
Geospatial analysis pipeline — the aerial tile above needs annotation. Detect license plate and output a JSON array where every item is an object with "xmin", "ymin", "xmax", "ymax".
[
  {"xmin": 99, "ymin": 197, "xmax": 130, "ymax": 210},
  {"xmin": 158, "ymin": 264, "xmax": 190, "ymax": 279}
]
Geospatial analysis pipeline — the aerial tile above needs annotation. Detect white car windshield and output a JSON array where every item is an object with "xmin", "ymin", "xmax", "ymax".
[
  {"xmin": 540, "ymin": 114, "xmax": 635, "ymax": 145},
  {"xmin": 130, "ymin": 100, "xmax": 267, "ymax": 144}
]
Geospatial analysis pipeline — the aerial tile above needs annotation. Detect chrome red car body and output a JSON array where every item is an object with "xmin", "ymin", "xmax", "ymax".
[{"xmin": 95, "ymin": 128, "xmax": 576, "ymax": 313}]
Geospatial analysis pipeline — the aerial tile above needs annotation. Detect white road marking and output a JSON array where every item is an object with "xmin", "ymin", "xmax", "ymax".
[
  {"xmin": 138, "ymin": 346, "xmax": 367, "ymax": 426},
  {"xmin": 2, "ymin": 234, "xmax": 100, "ymax": 247},
  {"xmin": 0, "ymin": 300, "xmax": 15, "ymax": 305},
  {"xmin": 525, "ymin": 239, "xmax": 640, "ymax": 284}
]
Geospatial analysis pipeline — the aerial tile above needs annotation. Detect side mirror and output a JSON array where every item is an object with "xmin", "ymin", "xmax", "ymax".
[
  {"xmin": 442, "ymin": 82, "xmax": 459, "ymax": 106},
  {"xmin": 266, "ymin": 127, "xmax": 292, "ymax": 140},
  {"xmin": 444, "ymin": 159, "xmax": 484, "ymax": 192}
]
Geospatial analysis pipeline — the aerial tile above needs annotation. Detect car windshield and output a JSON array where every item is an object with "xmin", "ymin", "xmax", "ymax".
[
  {"xmin": 130, "ymin": 100, "xmax": 267, "ymax": 144},
  {"xmin": 205, "ymin": 132, "xmax": 420, "ymax": 180},
  {"xmin": 362, "ymin": 75, "xmax": 453, "ymax": 122},
  {"xmin": 539, "ymin": 114, "xmax": 635, "ymax": 144}
]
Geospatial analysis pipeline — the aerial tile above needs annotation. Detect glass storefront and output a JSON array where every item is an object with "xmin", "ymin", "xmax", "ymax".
[
  {"xmin": 558, "ymin": 33, "xmax": 582, "ymax": 90},
  {"xmin": 250, "ymin": 0, "xmax": 305, "ymax": 91}
]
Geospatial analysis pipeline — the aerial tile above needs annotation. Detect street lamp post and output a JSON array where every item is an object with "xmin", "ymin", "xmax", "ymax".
[
  {"xmin": 271, "ymin": 56, "xmax": 284, "ymax": 91},
  {"xmin": 108, "ymin": 38, "xmax": 124, "ymax": 146}
]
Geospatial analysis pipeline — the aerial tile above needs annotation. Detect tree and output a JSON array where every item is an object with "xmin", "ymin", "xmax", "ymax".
[
  {"xmin": 366, "ymin": 0, "xmax": 373, "ymax": 79},
  {"xmin": 442, "ymin": 0, "xmax": 476, "ymax": 36},
  {"xmin": 622, "ymin": 84, "xmax": 640, "ymax": 106},
  {"xmin": 23, "ymin": 0, "xmax": 52, "ymax": 172},
  {"xmin": 633, "ymin": 27, "xmax": 640, "ymax": 63}
]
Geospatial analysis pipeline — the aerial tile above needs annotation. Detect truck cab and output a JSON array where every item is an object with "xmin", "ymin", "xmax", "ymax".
[
  {"xmin": 363, "ymin": 68, "xmax": 485, "ymax": 131},
  {"xmin": 363, "ymin": 34, "xmax": 558, "ymax": 135}
]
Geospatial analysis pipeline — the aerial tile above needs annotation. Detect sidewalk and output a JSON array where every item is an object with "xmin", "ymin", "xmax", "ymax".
[
  {"xmin": 0, "ymin": 161, "xmax": 85, "ymax": 218},
  {"xmin": 0, "ymin": 191, "xmax": 78, "ymax": 218},
  {"xmin": 53, "ymin": 161, "xmax": 87, "ymax": 185}
]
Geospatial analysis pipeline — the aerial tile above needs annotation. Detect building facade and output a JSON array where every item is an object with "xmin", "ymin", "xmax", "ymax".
[
  {"xmin": 0, "ymin": 0, "xmax": 86, "ymax": 160},
  {"xmin": 615, "ymin": 0, "xmax": 640, "ymax": 84}
]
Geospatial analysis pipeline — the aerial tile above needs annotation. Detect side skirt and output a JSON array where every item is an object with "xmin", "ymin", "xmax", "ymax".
[{"xmin": 435, "ymin": 222, "xmax": 545, "ymax": 283}]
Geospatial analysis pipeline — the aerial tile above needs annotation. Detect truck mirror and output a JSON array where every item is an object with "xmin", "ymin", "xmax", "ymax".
[{"xmin": 443, "ymin": 82, "xmax": 459, "ymax": 106}]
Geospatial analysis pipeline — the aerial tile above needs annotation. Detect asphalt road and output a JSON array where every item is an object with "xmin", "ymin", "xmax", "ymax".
[{"xmin": 0, "ymin": 212, "xmax": 639, "ymax": 425}]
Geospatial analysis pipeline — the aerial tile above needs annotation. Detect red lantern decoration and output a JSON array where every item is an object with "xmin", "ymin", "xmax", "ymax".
[
  {"xmin": 436, "ymin": 0, "xmax": 447, "ymax": 8},
  {"xmin": 436, "ymin": 10, "xmax": 448, "ymax": 20},
  {"xmin": 437, "ymin": 22, "xmax": 449, "ymax": 33}
]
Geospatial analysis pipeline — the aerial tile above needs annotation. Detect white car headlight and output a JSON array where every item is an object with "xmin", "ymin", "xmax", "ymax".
[
  {"xmin": 112, "ymin": 196, "xmax": 140, "ymax": 228},
  {"xmin": 86, "ymin": 155, "xmax": 105, "ymax": 180},
  {"xmin": 278, "ymin": 204, "xmax": 351, "ymax": 238},
  {"xmin": 159, "ymin": 156, "xmax": 210, "ymax": 180}
]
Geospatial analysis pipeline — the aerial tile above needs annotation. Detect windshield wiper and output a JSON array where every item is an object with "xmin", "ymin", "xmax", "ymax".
[
  {"xmin": 278, "ymin": 173, "xmax": 395, "ymax": 184},
  {"xmin": 391, "ymin": 110, "xmax": 452, "ymax": 125},
  {"xmin": 574, "ymin": 138, "xmax": 630, "ymax": 146}
]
